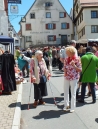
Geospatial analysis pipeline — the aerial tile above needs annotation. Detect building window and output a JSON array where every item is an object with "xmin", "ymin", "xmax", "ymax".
[
  {"xmin": 61, "ymin": 23, "xmax": 69, "ymax": 29},
  {"xmin": 48, "ymin": 35, "xmax": 56, "ymax": 41},
  {"xmin": 13, "ymin": 34, "xmax": 16, "ymax": 37},
  {"xmin": 45, "ymin": 2, "xmax": 52, "ymax": 7},
  {"xmin": 77, "ymin": 19, "xmax": 79, "ymax": 26},
  {"xmin": 76, "ymin": 4, "xmax": 78, "ymax": 13},
  {"xmin": 82, "ymin": 27, "xmax": 85, "ymax": 36},
  {"xmin": 46, "ymin": 23, "xmax": 56, "ymax": 29},
  {"xmin": 81, "ymin": 13, "xmax": 83, "ymax": 21},
  {"xmin": 26, "ymin": 24, "xmax": 31, "ymax": 30},
  {"xmin": 80, "ymin": 16, "xmax": 81, "ymax": 23},
  {"xmin": 26, "ymin": 36, "xmax": 32, "ymax": 42},
  {"xmin": 91, "ymin": 25, "xmax": 98, "ymax": 33},
  {"xmin": 46, "ymin": 12, "xmax": 51, "ymax": 18},
  {"xmin": 8, "ymin": 28, "xmax": 11, "ymax": 31},
  {"xmin": 59, "ymin": 12, "xmax": 66, "ymax": 18},
  {"xmin": 15, "ymin": 40, "xmax": 19, "ymax": 44},
  {"xmin": 91, "ymin": 11, "xmax": 98, "ymax": 18},
  {"xmin": 30, "ymin": 13, "xmax": 35, "ymax": 19}
]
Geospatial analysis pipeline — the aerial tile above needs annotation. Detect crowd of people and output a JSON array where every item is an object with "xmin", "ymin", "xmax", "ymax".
[{"xmin": 1, "ymin": 40, "xmax": 98, "ymax": 113}]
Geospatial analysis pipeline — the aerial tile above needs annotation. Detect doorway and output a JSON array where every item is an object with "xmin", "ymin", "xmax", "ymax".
[{"xmin": 61, "ymin": 35, "xmax": 67, "ymax": 46}]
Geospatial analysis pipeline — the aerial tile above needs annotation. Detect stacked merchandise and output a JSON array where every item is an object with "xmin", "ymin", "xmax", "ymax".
[{"xmin": 15, "ymin": 65, "xmax": 24, "ymax": 85}]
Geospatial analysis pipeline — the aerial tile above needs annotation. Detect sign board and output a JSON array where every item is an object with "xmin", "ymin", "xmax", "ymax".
[
  {"xmin": 10, "ymin": 5, "xmax": 18, "ymax": 14},
  {"xmin": 8, "ymin": 0, "xmax": 21, "ymax": 4}
]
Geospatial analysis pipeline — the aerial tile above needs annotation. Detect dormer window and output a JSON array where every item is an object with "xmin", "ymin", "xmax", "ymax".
[
  {"xmin": 30, "ymin": 13, "xmax": 35, "ymax": 19},
  {"xmin": 45, "ymin": 2, "xmax": 52, "ymax": 7}
]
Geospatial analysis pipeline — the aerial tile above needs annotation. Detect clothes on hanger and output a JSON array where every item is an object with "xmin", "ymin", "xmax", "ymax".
[{"xmin": 0, "ymin": 52, "xmax": 16, "ymax": 93}]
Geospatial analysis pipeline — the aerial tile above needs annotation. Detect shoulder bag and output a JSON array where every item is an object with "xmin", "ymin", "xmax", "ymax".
[
  {"xmin": 38, "ymin": 63, "xmax": 47, "ymax": 83},
  {"xmin": 79, "ymin": 56, "xmax": 93, "ymax": 82}
]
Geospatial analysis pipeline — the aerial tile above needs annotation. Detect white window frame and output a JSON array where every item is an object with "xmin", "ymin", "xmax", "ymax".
[
  {"xmin": 26, "ymin": 36, "xmax": 32, "ymax": 42},
  {"xmin": 91, "ymin": 25, "xmax": 98, "ymax": 33},
  {"xmin": 60, "ymin": 12, "xmax": 64, "ymax": 18},
  {"xmin": 46, "ymin": 12, "xmax": 51, "ymax": 18},
  {"xmin": 30, "ymin": 13, "xmax": 35, "ymax": 19},
  {"xmin": 61, "ymin": 23, "xmax": 67, "ymax": 29},
  {"xmin": 48, "ymin": 23, "xmax": 53, "ymax": 29},
  {"xmin": 48, "ymin": 35, "xmax": 54, "ymax": 41},
  {"xmin": 91, "ymin": 11, "xmax": 98, "ymax": 18}
]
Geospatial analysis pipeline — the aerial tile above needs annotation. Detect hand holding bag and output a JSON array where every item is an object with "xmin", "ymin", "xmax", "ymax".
[{"xmin": 38, "ymin": 63, "xmax": 47, "ymax": 83}]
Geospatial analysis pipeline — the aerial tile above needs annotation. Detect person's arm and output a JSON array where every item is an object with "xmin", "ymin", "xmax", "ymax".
[
  {"xmin": 30, "ymin": 59, "xmax": 36, "ymax": 83},
  {"xmin": 70, "ymin": 59, "xmax": 82, "ymax": 72},
  {"xmin": 22, "ymin": 55, "xmax": 31, "ymax": 63}
]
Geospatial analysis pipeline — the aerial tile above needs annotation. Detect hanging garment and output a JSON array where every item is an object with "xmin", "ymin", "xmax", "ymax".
[{"xmin": 0, "ymin": 52, "xmax": 16, "ymax": 92}]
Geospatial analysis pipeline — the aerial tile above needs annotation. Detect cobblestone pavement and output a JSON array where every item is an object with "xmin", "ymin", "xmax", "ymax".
[{"xmin": 0, "ymin": 86, "xmax": 19, "ymax": 129}]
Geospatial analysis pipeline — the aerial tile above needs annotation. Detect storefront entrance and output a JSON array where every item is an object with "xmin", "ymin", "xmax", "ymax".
[{"xmin": 61, "ymin": 35, "xmax": 67, "ymax": 46}]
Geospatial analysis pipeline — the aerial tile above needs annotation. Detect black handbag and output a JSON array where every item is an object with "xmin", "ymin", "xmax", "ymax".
[
  {"xmin": 38, "ymin": 63, "xmax": 47, "ymax": 83},
  {"xmin": 79, "ymin": 56, "xmax": 93, "ymax": 82}
]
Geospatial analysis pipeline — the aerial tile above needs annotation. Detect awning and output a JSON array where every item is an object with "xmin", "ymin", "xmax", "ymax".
[
  {"xmin": 76, "ymin": 39, "xmax": 98, "ymax": 44},
  {"xmin": 76, "ymin": 39, "xmax": 88, "ymax": 44},
  {"xmin": 0, "ymin": 35, "xmax": 14, "ymax": 54}
]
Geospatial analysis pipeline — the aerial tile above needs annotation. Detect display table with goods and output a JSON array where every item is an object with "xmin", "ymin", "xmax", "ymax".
[{"xmin": 15, "ymin": 65, "xmax": 24, "ymax": 85}]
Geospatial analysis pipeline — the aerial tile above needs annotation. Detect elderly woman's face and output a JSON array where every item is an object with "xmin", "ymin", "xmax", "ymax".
[
  {"xmin": 37, "ymin": 53, "xmax": 43, "ymax": 60},
  {"xmin": 66, "ymin": 51, "xmax": 74, "ymax": 57}
]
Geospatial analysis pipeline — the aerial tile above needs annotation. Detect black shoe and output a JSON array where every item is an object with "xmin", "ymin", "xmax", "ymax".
[
  {"xmin": 78, "ymin": 99, "xmax": 84, "ymax": 103},
  {"xmin": 76, "ymin": 95, "xmax": 81, "ymax": 99},
  {"xmin": 24, "ymin": 75, "xmax": 29, "ymax": 78},
  {"xmin": 92, "ymin": 100, "xmax": 96, "ymax": 103}
]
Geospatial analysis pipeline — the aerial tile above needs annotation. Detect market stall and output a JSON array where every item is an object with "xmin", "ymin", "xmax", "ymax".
[
  {"xmin": 0, "ymin": 36, "xmax": 23, "ymax": 95},
  {"xmin": 0, "ymin": 35, "xmax": 14, "ymax": 54},
  {"xmin": 76, "ymin": 39, "xmax": 98, "ymax": 49}
]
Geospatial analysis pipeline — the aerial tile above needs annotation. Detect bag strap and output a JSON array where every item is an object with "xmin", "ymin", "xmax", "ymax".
[
  {"xmin": 38, "ymin": 63, "xmax": 42, "ymax": 75},
  {"xmin": 82, "ymin": 56, "xmax": 93, "ymax": 75}
]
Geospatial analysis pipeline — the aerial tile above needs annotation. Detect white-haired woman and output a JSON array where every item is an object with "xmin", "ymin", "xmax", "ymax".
[
  {"xmin": 30, "ymin": 50, "xmax": 51, "ymax": 108},
  {"xmin": 63, "ymin": 46, "xmax": 82, "ymax": 112}
]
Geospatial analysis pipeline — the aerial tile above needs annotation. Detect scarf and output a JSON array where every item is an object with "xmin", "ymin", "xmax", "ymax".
[{"xmin": 67, "ymin": 56, "xmax": 76, "ymax": 64}]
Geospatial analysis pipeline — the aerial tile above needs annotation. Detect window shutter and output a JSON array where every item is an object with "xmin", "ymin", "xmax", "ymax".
[
  {"xmin": 53, "ymin": 24, "xmax": 56, "ymax": 29},
  {"xmin": 46, "ymin": 24, "xmax": 48, "ymax": 29},
  {"xmin": 26, "ymin": 24, "xmax": 28, "ymax": 30},
  {"xmin": 26, "ymin": 24, "xmax": 31, "ymax": 30},
  {"xmin": 67, "ymin": 23, "xmax": 69, "ymax": 29},
  {"xmin": 64, "ymin": 12, "xmax": 66, "ymax": 17},
  {"xmin": 97, "ymin": 11, "xmax": 98, "ymax": 18},
  {"xmin": 47, "ymin": 36, "xmax": 49, "ymax": 41},
  {"xmin": 28, "ymin": 24, "xmax": 31, "ymax": 30},
  {"xmin": 54, "ymin": 35, "xmax": 56, "ymax": 41}
]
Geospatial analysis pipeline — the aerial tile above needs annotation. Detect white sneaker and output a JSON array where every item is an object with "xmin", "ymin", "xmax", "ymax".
[
  {"xmin": 70, "ymin": 110, "xmax": 75, "ymax": 113},
  {"xmin": 63, "ymin": 106, "xmax": 70, "ymax": 111}
]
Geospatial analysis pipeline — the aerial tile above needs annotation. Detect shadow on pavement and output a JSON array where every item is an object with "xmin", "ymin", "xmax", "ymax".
[
  {"xmin": 95, "ymin": 118, "xmax": 98, "ymax": 123},
  {"xmin": 44, "ymin": 97, "xmax": 63, "ymax": 104},
  {"xmin": 52, "ymin": 75, "xmax": 64, "ymax": 77},
  {"xmin": 9, "ymin": 102, "xmax": 20, "ymax": 108},
  {"xmin": 21, "ymin": 103, "xmax": 35, "ymax": 110},
  {"xmin": 53, "ymin": 71, "xmax": 64, "ymax": 74},
  {"xmin": 33, "ymin": 110, "xmax": 69, "ymax": 119}
]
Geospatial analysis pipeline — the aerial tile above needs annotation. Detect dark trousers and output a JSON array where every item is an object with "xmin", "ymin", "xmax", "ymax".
[
  {"xmin": 52, "ymin": 58, "xmax": 57, "ymax": 67},
  {"xmin": 34, "ymin": 83, "xmax": 47, "ymax": 100},
  {"xmin": 81, "ymin": 83, "xmax": 96, "ymax": 101},
  {"xmin": 22, "ymin": 62, "xmax": 29, "ymax": 77}
]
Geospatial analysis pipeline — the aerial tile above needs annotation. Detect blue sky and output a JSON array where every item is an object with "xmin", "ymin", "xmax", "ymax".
[{"xmin": 8, "ymin": 0, "xmax": 73, "ymax": 32}]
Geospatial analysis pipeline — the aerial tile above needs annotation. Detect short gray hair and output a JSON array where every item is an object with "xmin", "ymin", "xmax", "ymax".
[
  {"xmin": 35, "ymin": 50, "xmax": 43, "ymax": 57},
  {"xmin": 70, "ymin": 40, "xmax": 76, "ymax": 45}
]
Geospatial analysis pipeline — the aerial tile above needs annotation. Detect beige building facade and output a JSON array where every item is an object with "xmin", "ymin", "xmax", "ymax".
[
  {"xmin": 20, "ymin": 0, "xmax": 73, "ymax": 48},
  {"xmin": 73, "ymin": 0, "xmax": 98, "ymax": 41}
]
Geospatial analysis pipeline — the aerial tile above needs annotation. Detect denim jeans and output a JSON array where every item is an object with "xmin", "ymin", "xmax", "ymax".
[{"xmin": 81, "ymin": 83, "xmax": 96, "ymax": 101}]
